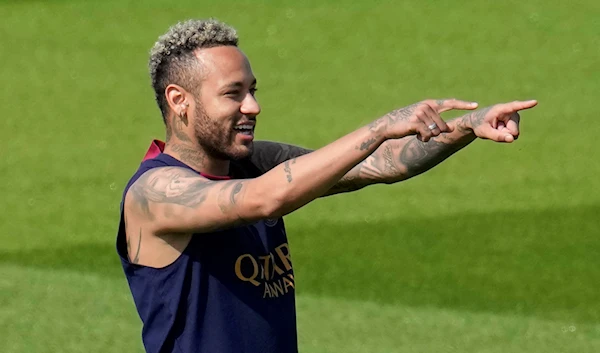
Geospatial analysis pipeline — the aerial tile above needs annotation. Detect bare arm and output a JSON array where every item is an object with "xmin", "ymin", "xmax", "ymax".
[
  {"xmin": 326, "ymin": 101, "xmax": 535, "ymax": 194},
  {"xmin": 249, "ymin": 115, "xmax": 475, "ymax": 196},
  {"xmin": 126, "ymin": 122, "xmax": 388, "ymax": 235},
  {"xmin": 126, "ymin": 99, "xmax": 475, "ymax": 234},
  {"xmin": 324, "ymin": 113, "xmax": 477, "ymax": 195},
  {"xmin": 250, "ymin": 101, "xmax": 535, "ymax": 197}
]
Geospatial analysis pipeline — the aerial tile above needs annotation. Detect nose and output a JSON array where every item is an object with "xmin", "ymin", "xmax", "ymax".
[{"xmin": 240, "ymin": 93, "xmax": 261, "ymax": 116}]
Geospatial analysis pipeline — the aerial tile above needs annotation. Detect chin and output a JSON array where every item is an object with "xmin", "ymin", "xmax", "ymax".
[{"xmin": 227, "ymin": 143, "xmax": 253, "ymax": 160}]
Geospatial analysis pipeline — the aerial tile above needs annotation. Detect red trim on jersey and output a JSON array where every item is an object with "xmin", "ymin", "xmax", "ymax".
[
  {"xmin": 143, "ymin": 140, "xmax": 165, "ymax": 161},
  {"xmin": 199, "ymin": 172, "xmax": 231, "ymax": 180},
  {"xmin": 142, "ymin": 140, "xmax": 231, "ymax": 180}
]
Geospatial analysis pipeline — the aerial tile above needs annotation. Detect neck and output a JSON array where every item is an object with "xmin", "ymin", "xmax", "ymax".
[{"xmin": 164, "ymin": 141, "xmax": 230, "ymax": 176}]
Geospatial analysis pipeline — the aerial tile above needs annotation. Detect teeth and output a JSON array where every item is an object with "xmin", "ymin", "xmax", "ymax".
[{"xmin": 234, "ymin": 125, "xmax": 253, "ymax": 130}]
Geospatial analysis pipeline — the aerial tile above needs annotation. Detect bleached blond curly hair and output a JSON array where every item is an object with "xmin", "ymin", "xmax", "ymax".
[{"xmin": 149, "ymin": 19, "xmax": 238, "ymax": 121}]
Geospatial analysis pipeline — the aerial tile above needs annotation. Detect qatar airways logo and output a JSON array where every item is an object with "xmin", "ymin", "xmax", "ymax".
[{"xmin": 234, "ymin": 243, "xmax": 295, "ymax": 299}]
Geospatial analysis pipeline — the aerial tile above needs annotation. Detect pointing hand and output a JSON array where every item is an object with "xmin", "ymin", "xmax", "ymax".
[{"xmin": 465, "ymin": 100, "xmax": 538, "ymax": 143}]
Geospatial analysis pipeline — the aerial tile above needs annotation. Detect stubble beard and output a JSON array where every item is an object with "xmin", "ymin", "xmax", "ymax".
[{"xmin": 193, "ymin": 103, "xmax": 253, "ymax": 161}]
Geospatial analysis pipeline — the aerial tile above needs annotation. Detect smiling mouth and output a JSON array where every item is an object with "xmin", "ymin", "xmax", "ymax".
[{"xmin": 233, "ymin": 124, "xmax": 254, "ymax": 136}]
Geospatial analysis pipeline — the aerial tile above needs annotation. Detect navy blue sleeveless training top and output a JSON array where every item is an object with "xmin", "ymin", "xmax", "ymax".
[{"xmin": 116, "ymin": 144, "xmax": 297, "ymax": 353}]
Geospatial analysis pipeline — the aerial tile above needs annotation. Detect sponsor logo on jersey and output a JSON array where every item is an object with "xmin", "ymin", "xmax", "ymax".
[{"xmin": 235, "ymin": 242, "xmax": 294, "ymax": 298}]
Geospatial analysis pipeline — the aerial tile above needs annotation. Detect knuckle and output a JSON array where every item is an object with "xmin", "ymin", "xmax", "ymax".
[{"xmin": 419, "ymin": 101, "xmax": 432, "ymax": 109}]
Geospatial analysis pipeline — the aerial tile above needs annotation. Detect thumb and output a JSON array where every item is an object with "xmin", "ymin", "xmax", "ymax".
[{"xmin": 478, "ymin": 125, "xmax": 515, "ymax": 143}]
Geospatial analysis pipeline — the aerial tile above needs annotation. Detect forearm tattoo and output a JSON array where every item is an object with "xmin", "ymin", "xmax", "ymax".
[
  {"xmin": 250, "ymin": 111, "xmax": 478, "ymax": 197},
  {"xmin": 358, "ymin": 137, "xmax": 378, "ymax": 151},
  {"xmin": 283, "ymin": 159, "xmax": 296, "ymax": 183},
  {"xmin": 326, "ymin": 116, "xmax": 477, "ymax": 194},
  {"xmin": 398, "ymin": 135, "xmax": 471, "ymax": 178}
]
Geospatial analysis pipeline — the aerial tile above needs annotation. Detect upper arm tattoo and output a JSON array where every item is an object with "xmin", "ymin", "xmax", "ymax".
[
  {"xmin": 217, "ymin": 181, "xmax": 244, "ymax": 213},
  {"xmin": 130, "ymin": 167, "xmax": 244, "ymax": 220}
]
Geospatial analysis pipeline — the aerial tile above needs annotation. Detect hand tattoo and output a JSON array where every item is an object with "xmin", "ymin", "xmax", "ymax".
[
  {"xmin": 368, "ymin": 104, "xmax": 418, "ymax": 135},
  {"xmin": 464, "ymin": 107, "xmax": 492, "ymax": 130}
]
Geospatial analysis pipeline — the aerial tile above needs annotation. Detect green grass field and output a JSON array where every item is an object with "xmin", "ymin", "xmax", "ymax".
[{"xmin": 1, "ymin": 0, "xmax": 599, "ymax": 352}]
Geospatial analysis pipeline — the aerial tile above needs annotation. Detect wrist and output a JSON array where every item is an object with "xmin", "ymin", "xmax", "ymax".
[
  {"xmin": 366, "ymin": 117, "xmax": 390, "ymax": 141},
  {"xmin": 451, "ymin": 115, "xmax": 475, "ymax": 135}
]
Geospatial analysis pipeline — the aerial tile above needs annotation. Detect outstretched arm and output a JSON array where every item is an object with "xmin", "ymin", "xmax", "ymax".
[
  {"xmin": 251, "ymin": 100, "xmax": 537, "ymax": 196},
  {"xmin": 127, "ymin": 99, "xmax": 474, "ymax": 235},
  {"xmin": 324, "ymin": 113, "xmax": 477, "ymax": 195},
  {"xmin": 250, "ymin": 119, "xmax": 474, "ymax": 196}
]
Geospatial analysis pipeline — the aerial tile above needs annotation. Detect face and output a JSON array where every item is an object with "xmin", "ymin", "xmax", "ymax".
[{"xmin": 189, "ymin": 46, "xmax": 260, "ymax": 161}]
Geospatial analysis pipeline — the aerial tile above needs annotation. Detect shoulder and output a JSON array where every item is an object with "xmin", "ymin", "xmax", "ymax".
[
  {"xmin": 250, "ymin": 140, "xmax": 314, "ymax": 173},
  {"xmin": 125, "ymin": 166, "xmax": 213, "ymax": 211},
  {"xmin": 133, "ymin": 166, "xmax": 206, "ymax": 189}
]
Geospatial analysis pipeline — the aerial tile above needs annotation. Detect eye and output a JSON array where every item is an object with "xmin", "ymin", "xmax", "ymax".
[
  {"xmin": 250, "ymin": 87, "xmax": 258, "ymax": 95},
  {"xmin": 225, "ymin": 90, "xmax": 241, "ymax": 97}
]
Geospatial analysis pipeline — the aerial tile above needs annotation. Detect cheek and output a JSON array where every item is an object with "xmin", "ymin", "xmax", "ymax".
[
  {"xmin": 212, "ymin": 98, "xmax": 241, "ymax": 119},
  {"xmin": 196, "ymin": 99, "xmax": 240, "ymax": 136}
]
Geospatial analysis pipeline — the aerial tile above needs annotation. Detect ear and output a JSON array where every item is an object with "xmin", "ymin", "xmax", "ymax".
[{"xmin": 165, "ymin": 84, "xmax": 189, "ymax": 117}]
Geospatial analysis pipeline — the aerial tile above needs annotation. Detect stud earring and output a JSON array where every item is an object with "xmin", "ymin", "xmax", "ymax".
[{"xmin": 179, "ymin": 103, "xmax": 189, "ymax": 118}]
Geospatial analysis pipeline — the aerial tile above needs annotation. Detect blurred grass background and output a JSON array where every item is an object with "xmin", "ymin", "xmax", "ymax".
[{"xmin": 1, "ymin": 0, "xmax": 599, "ymax": 352}]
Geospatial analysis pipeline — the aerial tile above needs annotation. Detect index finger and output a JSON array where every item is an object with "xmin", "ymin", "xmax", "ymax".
[
  {"xmin": 496, "ymin": 100, "xmax": 538, "ymax": 114},
  {"xmin": 430, "ymin": 98, "xmax": 479, "ymax": 113}
]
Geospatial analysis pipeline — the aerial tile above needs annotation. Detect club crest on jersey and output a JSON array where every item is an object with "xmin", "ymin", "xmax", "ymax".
[{"xmin": 264, "ymin": 218, "xmax": 278, "ymax": 227}]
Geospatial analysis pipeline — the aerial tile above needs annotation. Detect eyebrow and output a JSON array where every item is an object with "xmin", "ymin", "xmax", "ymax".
[{"xmin": 220, "ymin": 78, "xmax": 257, "ymax": 91}]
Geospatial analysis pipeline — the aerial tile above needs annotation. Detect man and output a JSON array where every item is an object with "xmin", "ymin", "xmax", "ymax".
[{"xmin": 116, "ymin": 18, "xmax": 537, "ymax": 353}]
